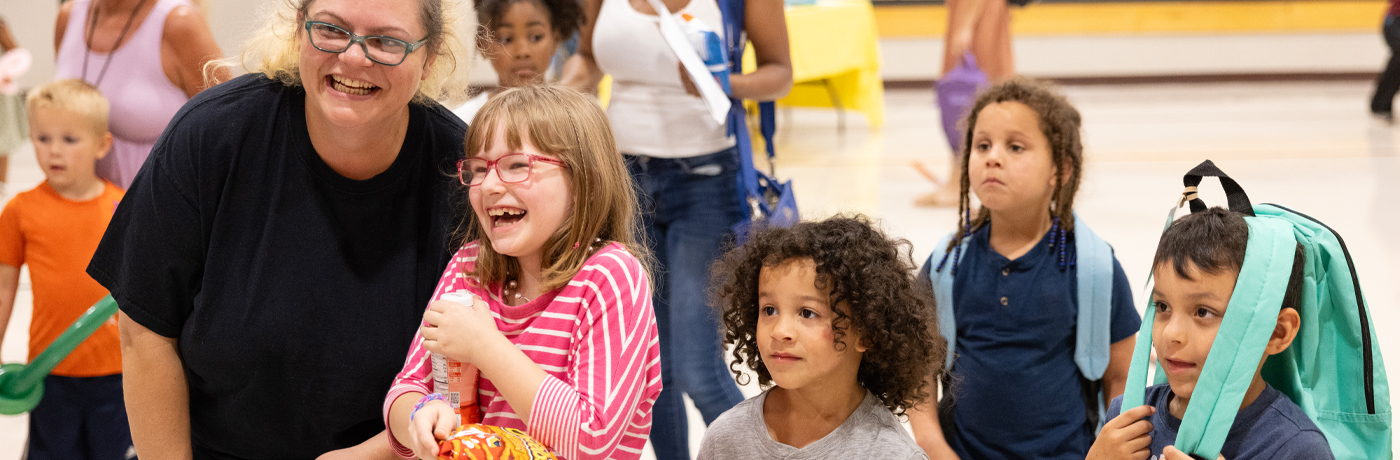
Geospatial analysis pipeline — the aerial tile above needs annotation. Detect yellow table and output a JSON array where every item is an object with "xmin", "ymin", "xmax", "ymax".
[
  {"xmin": 603, "ymin": 0, "xmax": 886, "ymax": 129},
  {"xmin": 747, "ymin": 0, "xmax": 886, "ymax": 129}
]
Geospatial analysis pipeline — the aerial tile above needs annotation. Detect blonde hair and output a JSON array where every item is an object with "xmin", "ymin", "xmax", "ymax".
[
  {"xmin": 459, "ymin": 85, "xmax": 651, "ymax": 291},
  {"xmin": 26, "ymin": 79, "xmax": 110, "ymax": 136},
  {"xmin": 211, "ymin": 0, "xmax": 471, "ymax": 106}
]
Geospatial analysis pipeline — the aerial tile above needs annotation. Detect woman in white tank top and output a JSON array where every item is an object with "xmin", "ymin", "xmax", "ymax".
[{"xmin": 564, "ymin": 0, "xmax": 791, "ymax": 458}]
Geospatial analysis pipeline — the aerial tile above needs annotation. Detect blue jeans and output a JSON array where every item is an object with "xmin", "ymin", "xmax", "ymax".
[{"xmin": 626, "ymin": 148, "xmax": 746, "ymax": 460}]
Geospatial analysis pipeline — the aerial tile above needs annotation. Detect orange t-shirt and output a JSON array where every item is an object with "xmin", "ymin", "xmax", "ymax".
[{"xmin": 0, "ymin": 181, "xmax": 124, "ymax": 377}]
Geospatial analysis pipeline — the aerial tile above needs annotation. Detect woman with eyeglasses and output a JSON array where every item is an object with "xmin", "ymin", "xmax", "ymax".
[
  {"xmin": 85, "ymin": 0, "xmax": 472, "ymax": 457},
  {"xmin": 54, "ymin": 0, "xmax": 228, "ymax": 190}
]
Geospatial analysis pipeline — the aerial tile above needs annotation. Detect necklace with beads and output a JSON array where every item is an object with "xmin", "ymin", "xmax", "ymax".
[{"xmin": 502, "ymin": 238, "xmax": 605, "ymax": 305}]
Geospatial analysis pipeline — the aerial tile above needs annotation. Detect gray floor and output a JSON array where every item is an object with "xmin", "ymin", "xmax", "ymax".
[{"xmin": 2, "ymin": 80, "xmax": 1398, "ymax": 458}]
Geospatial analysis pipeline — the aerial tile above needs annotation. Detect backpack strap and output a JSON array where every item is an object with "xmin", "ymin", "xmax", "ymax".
[
  {"xmin": 1073, "ymin": 215, "xmax": 1115, "ymax": 433},
  {"xmin": 716, "ymin": 0, "xmax": 778, "ymax": 161},
  {"xmin": 1073, "ymin": 214, "xmax": 1114, "ymax": 381},
  {"xmin": 928, "ymin": 232, "xmax": 960, "ymax": 372},
  {"xmin": 1177, "ymin": 216, "xmax": 1297, "ymax": 457},
  {"xmin": 1123, "ymin": 216, "xmax": 1298, "ymax": 458}
]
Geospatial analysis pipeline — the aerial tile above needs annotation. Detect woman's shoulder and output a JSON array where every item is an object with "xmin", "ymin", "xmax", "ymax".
[
  {"xmin": 170, "ymin": 74, "xmax": 292, "ymax": 130},
  {"xmin": 146, "ymin": 74, "xmax": 295, "ymax": 173}
]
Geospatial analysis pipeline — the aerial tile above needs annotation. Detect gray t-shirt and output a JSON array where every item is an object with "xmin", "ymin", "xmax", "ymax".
[{"xmin": 697, "ymin": 389, "xmax": 929, "ymax": 460}]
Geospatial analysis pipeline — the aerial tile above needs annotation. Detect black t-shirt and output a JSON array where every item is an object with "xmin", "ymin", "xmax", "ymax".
[{"xmin": 88, "ymin": 74, "xmax": 466, "ymax": 459}]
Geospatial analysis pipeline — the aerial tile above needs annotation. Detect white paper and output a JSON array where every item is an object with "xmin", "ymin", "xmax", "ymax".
[{"xmin": 646, "ymin": 0, "xmax": 732, "ymax": 125}]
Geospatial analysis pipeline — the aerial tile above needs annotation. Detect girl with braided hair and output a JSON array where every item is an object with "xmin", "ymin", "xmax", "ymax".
[{"xmin": 907, "ymin": 77, "xmax": 1143, "ymax": 460}]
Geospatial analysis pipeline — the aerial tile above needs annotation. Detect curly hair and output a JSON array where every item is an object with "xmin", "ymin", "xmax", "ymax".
[
  {"xmin": 476, "ymin": 0, "xmax": 585, "ymax": 42},
  {"xmin": 711, "ymin": 215, "xmax": 945, "ymax": 416},
  {"xmin": 947, "ymin": 77, "xmax": 1084, "ymax": 254}
]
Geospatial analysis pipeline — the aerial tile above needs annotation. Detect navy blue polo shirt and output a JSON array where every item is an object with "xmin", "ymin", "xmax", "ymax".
[{"xmin": 919, "ymin": 224, "xmax": 1141, "ymax": 460}]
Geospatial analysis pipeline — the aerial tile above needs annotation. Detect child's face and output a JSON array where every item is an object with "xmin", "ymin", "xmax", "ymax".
[
  {"xmin": 469, "ymin": 120, "xmax": 572, "ymax": 265},
  {"xmin": 28, "ymin": 106, "xmax": 111, "ymax": 189},
  {"xmin": 481, "ymin": 0, "xmax": 560, "ymax": 87},
  {"xmin": 1150, "ymin": 260, "xmax": 1238, "ymax": 401},
  {"xmin": 756, "ymin": 258, "xmax": 866, "ymax": 392},
  {"xmin": 967, "ymin": 101, "xmax": 1060, "ymax": 214}
]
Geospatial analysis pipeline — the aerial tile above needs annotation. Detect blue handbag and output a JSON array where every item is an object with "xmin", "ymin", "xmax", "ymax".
[{"xmin": 715, "ymin": 0, "xmax": 800, "ymax": 241}]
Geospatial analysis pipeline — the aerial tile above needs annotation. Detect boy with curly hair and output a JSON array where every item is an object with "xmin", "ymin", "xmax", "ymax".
[{"xmin": 697, "ymin": 215, "xmax": 944, "ymax": 459}]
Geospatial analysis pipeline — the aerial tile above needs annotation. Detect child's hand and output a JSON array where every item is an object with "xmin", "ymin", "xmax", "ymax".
[
  {"xmin": 1086, "ymin": 405, "xmax": 1155, "ymax": 460},
  {"xmin": 421, "ymin": 297, "xmax": 501, "ymax": 364},
  {"xmin": 1162, "ymin": 446, "xmax": 1227, "ymax": 460},
  {"xmin": 406, "ymin": 399, "xmax": 456, "ymax": 460}
]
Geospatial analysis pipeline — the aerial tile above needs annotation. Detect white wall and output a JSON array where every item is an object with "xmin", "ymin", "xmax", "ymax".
[
  {"xmin": 881, "ymin": 33, "xmax": 1390, "ymax": 80},
  {"xmin": 0, "ymin": 0, "xmax": 497, "ymax": 89},
  {"xmin": 3, "ymin": 2, "xmax": 1389, "ymax": 88}
]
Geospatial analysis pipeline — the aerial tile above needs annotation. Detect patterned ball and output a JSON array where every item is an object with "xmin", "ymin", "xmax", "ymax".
[{"xmin": 436, "ymin": 424, "xmax": 557, "ymax": 460}]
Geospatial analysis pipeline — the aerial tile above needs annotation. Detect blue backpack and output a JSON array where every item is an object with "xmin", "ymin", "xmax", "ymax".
[{"xmin": 926, "ymin": 213, "xmax": 1119, "ymax": 430}]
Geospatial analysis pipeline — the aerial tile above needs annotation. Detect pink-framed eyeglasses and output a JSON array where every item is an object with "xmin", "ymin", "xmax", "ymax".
[{"xmin": 457, "ymin": 153, "xmax": 569, "ymax": 187}]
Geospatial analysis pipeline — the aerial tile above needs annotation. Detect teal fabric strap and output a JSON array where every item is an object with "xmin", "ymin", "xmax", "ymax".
[
  {"xmin": 1073, "ymin": 214, "xmax": 1114, "ymax": 381},
  {"xmin": 1176, "ymin": 217, "xmax": 1297, "ymax": 457},
  {"xmin": 1122, "ymin": 216, "xmax": 1298, "ymax": 458},
  {"xmin": 930, "ymin": 233, "xmax": 958, "ymax": 372}
]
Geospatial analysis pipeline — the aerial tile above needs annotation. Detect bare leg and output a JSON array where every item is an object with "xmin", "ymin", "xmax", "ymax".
[{"xmin": 972, "ymin": 0, "xmax": 1014, "ymax": 81}]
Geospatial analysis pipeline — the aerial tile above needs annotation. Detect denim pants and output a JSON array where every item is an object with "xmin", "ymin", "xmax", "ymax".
[
  {"xmin": 626, "ymin": 148, "xmax": 746, "ymax": 460},
  {"xmin": 1372, "ymin": 16, "xmax": 1400, "ymax": 113}
]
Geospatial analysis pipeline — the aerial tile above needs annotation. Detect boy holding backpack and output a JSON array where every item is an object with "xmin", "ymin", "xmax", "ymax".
[{"xmin": 1088, "ymin": 206, "xmax": 1332, "ymax": 460}]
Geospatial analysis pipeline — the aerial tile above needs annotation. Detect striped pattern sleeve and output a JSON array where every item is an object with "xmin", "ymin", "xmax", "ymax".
[
  {"xmin": 382, "ymin": 246, "xmax": 476, "ymax": 459},
  {"xmin": 526, "ymin": 249, "xmax": 663, "ymax": 460}
]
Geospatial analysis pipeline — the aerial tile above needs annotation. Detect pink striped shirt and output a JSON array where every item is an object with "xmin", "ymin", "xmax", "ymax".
[{"xmin": 384, "ymin": 242, "xmax": 662, "ymax": 460}]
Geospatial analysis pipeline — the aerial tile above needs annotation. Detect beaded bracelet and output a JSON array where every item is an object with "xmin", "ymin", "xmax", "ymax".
[{"xmin": 411, "ymin": 393, "xmax": 448, "ymax": 422}]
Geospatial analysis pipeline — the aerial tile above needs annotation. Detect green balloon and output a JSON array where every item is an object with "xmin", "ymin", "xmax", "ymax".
[{"xmin": 0, "ymin": 295, "xmax": 118, "ymax": 415}]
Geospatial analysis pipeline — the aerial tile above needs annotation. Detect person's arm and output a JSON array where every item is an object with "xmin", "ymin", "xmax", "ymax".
[
  {"xmin": 161, "ymin": 5, "xmax": 228, "ymax": 97},
  {"xmin": 0, "ymin": 264, "xmax": 19, "ymax": 357},
  {"xmin": 1103, "ymin": 334, "xmax": 1135, "ymax": 407},
  {"xmin": 420, "ymin": 295, "xmax": 551, "ymax": 423},
  {"xmin": 119, "ymin": 311, "xmax": 193, "ymax": 460},
  {"xmin": 521, "ymin": 255, "xmax": 660, "ymax": 460},
  {"xmin": 0, "ymin": 17, "xmax": 17, "ymax": 52},
  {"xmin": 560, "ymin": 0, "xmax": 605, "ymax": 93},
  {"xmin": 386, "ymin": 255, "xmax": 479, "ymax": 460},
  {"xmin": 383, "ymin": 327, "xmax": 457, "ymax": 460},
  {"xmin": 54, "ymin": 1, "xmax": 74, "ymax": 55},
  {"xmin": 944, "ymin": 0, "xmax": 987, "ymax": 59},
  {"xmin": 728, "ymin": 0, "xmax": 792, "ymax": 101},
  {"xmin": 907, "ymin": 376, "xmax": 959, "ymax": 460}
]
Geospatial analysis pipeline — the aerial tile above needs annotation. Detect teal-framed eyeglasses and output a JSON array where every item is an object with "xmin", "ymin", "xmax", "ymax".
[{"xmin": 303, "ymin": 21, "xmax": 428, "ymax": 66}]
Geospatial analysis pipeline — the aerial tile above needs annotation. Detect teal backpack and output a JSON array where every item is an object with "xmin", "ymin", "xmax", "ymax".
[
  {"xmin": 1120, "ymin": 160, "xmax": 1391, "ymax": 460},
  {"xmin": 927, "ymin": 212, "xmax": 1119, "ymax": 430}
]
